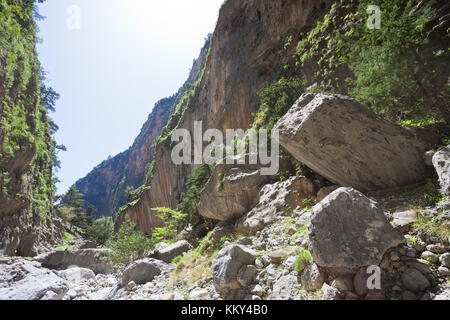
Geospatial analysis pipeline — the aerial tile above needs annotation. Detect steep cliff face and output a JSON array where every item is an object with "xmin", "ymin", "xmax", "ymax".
[
  {"xmin": 116, "ymin": 0, "xmax": 333, "ymax": 233},
  {"xmin": 75, "ymin": 97, "xmax": 174, "ymax": 218},
  {"xmin": 76, "ymin": 37, "xmax": 212, "ymax": 218},
  {"xmin": 0, "ymin": 1, "xmax": 61, "ymax": 256}
]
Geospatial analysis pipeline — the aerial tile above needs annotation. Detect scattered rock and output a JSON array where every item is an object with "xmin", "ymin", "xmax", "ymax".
[
  {"xmin": 0, "ymin": 260, "xmax": 68, "ymax": 300},
  {"xmin": 421, "ymin": 251, "xmax": 439, "ymax": 263},
  {"xmin": 401, "ymin": 268, "xmax": 430, "ymax": 292},
  {"xmin": 60, "ymin": 267, "xmax": 95, "ymax": 283},
  {"xmin": 249, "ymin": 284, "xmax": 265, "ymax": 297},
  {"xmin": 438, "ymin": 266, "xmax": 450, "ymax": 277},
  {"xmin": 126, "ymin": 281, "xmax": 136, "ymax": 292},
  {"xmin": 439, "ymin": 253, "xmax": 450, "ymax": 268},
  {"xmin": 235, "ymin": 176, "xmax": 315, "ymax": 234},
  {"xmin": 189, "ymin": 288, "xmax": 210, "ymax": 300},
  {"xmin": 269, "ymin": 249, "xmax": 294, "ymax": 264},
  {"xmin": 211, "ymin": 223, "xmax": 234, "ymax": 243},
  {"xmin": 300, "ymin": 263, "xmax": 325, "ymax": 292},
  {"xmin": 321, "ymin": 283, "xmax": 341, "ymax": 300},
  {"xmin": 121, "ymin": 258, "xmax": 166, "ymax": 287},
  {"xmin": 153, "ymin": 240, "xmax": 192, "ymax": 263},
  {"xmin": 308, "ymin": 187, "xmax": 404, "ymax": 272},
  {"xmin": 432, "ymin": 145, "xmax": 450, "ymax": 196},
  {"xmin": 268, "ymin": 275, "xmax": 301, "ymax": 300},
  {"xmin": 275, "ymin": 93, "xmax": 430, "ymax": 192},
  {"xmin": 211, "ymin": 245, "xmax": 257, "ymax": 299},
  {"xmin": 392, "ymin": 210, "xmax": 417, "ymax": 232},
  {"xmin": 426, "ymin": 244, "xmax": 446, "ymax": 254}
]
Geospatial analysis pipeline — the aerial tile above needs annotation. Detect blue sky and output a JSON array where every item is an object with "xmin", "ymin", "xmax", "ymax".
[{"xmin": 36, "ymin": 0, "xmax": 223, "ymax": 195}]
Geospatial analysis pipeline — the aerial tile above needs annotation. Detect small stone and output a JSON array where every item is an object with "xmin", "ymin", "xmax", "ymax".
[
  {"xmin": 401, "ymin": 268, "xmax": 430, "ymax": 292},
  {"xmin": 269, "ymin": 249, "xmax": 293, "ymax": 264},
  {"xmin": 426, "ymin": 244, "xmax": 446, "ymax": 254},
  {"xmin": 439, "ymin": 253, "xmax": 450, "ymax": 267},
  {"xmin": 250, "ymin": 284, "xmax": 265, "ymax": 297},
  {"xmin": 322, "ymin": 283, "xmax": 341, "ymax": 300},
  {"xmin": 421, "ymin": 251, "xmax": 439, "ymax": 263},
  {"xmin": 438, "ymin": 266, "xmax": 450, "ymax": 276},
  {"xmin": 126, "ymin": 281, "xmax": 136, "ymax": 292},
  {"xmin": 392, "ymin": 285, "xmax": 402, "ymax": 291}
]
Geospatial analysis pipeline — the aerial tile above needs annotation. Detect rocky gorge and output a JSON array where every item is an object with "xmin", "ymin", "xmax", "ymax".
[{"xmin": 1, "ymin": 0, "xmax": 450, "ymax": 302}]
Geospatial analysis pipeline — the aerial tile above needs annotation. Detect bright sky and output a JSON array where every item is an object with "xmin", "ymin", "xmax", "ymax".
[{"xmin": 36, "ymin": 0, "xmax": 223, "ymax": 195}]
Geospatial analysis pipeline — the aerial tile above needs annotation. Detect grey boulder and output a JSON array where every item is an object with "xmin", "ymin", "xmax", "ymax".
[
  {"xmin": 0, "ymin": 260, "xmax": 68, "ymax": 300},
  {"xmin": 197, "ymin": 154, "xmax": 282, "ymax": 221},
  {"xmin": 308, "ymin": 187, "xmax": 404, "ymax": 272},
  {"xmin": 34, "ymin": 248, "xmax": 113, "ymax": 274},
  {"xmin": 211, "ymin": 245, "xmax": 257, "ymax": 299},
  {"xmin": 153, "ymin": 240, "xmax": 192, "ymax": 263},
  {"xmin": 121, "ymin": 258, "xmax": 166, "ymax": 287},
  {"xmin": 275, "ymin": 93, "xmax": 430, "ymax": 192}
]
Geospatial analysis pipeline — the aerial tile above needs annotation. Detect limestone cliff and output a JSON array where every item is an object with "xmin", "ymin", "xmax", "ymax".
[
  {"xmin": 115, "ymin": 0, "xmax": 333, "ymax": 233},
  {"xmin": 0, "ymin": 1, "xmax": 61, "ymax": 256}
]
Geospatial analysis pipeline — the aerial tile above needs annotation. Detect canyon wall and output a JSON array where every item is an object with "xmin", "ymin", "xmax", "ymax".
[{"xmin": 115, "ymin": 0, "xmax": 333, "ymax": 233}]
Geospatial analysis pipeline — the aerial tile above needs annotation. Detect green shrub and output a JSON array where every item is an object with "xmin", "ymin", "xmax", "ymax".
[
  {"xmin": 151, "ymin": 207, "xmax": 188, "ymax": 244},
  {"xmin": 84, "ymin": 217, "xmax": 114, "ymax": 245},
  {"xmin": 107, "ymin": 221, "xmax": 152, "ymax": 272},
  {"xmin": 253, "ymin": 77, "xmax": 304, "ymax": 131},
  {"xmin": 293, "ymin": 248, "xmax": 313, "ymax": 273},
  {"xmin": 296, "ymin": 0, "xmax": 449, "ymax": 123}
]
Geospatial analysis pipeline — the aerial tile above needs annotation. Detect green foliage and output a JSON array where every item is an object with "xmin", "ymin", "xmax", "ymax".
[
  {"xmin": 0, "ymin": 0, "xmax": 60, "ymax": 228},
  {"xmin": 296, "ymin": 0, "xmax": 450, "ymax": 123},
  {"xmin": 84, "ymin": 217, "xmax": 114, "ymax": 245},
  {"xmin": 252, "ymin": 77, "xmax": 305, "ymax": 131},
  {"xmin": 293, "ymin": 248, "xmax": 313, "ymax": 274},
  {"xmin": 413, "ymin": 213, "xmax": 450, "ymax": 243},
  {"xmin": 177, "ymin": 163, "xmax": 213, "ymax": 225},
  {"xmin": 107, "ymin": 221, "xmax": 152, "ymax": 272},
  {"xmin": 151, "ymin": 207, "xmax": 188, "ymax": 244}
]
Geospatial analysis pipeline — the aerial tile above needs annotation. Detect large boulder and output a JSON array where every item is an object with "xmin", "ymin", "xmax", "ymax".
[
  {"xmin": 433, "ymin": 145, "xmax": 450, "ymax": 196},
  {"xmin": 274, "ymin": 93, "xmax": 431, "ymax": 192},
  {"xmin": 235, "ymin": 176, "xmax": 315, "ymax": 234},
  {"xmin": 34, "ymin": 248, "xmax": 113, "ymax": 274},
  {"xmin": 308, "ymin": 187, "xmax": 404, "ymax": 272},
  {"xmin": 121, "ymin": 258, "xmax": 166, "ymax": 287},
  {"xmin": 197, "ymin": 154, "xmax": 287, "ymax": 221},
  {"xmin": 153, "ymin": 240, "xmax": 192, "ymax": 263},
  {"xmin": 0, "ymin": 260, "xmax": 68, "ymax": 300},
  {"xmin": 211, "ymin": 245, "xmax": 257, "ymax": 299}
]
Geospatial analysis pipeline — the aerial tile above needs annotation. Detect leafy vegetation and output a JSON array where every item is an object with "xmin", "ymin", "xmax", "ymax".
[
  {"xmin": 107, "ymin": 221, "xmax": 152, "ymax": 272},
  {"xmin": 295, "ymin": 0, "xmax": 449, "ymax": 123},
  {"xmin": 413, "ymin": 213, "xmax": 450, "ymax": 243},
  {"xmin": 84, "ymin": 217, "xmax": 114, "ymax": 246},
  {"xmin": 293, "ymin": 248, "xmax": 313, "ymax": 273},
  {"xmin": 252, "ymin": 77, "xmax": 304, "ymax": 132}
]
